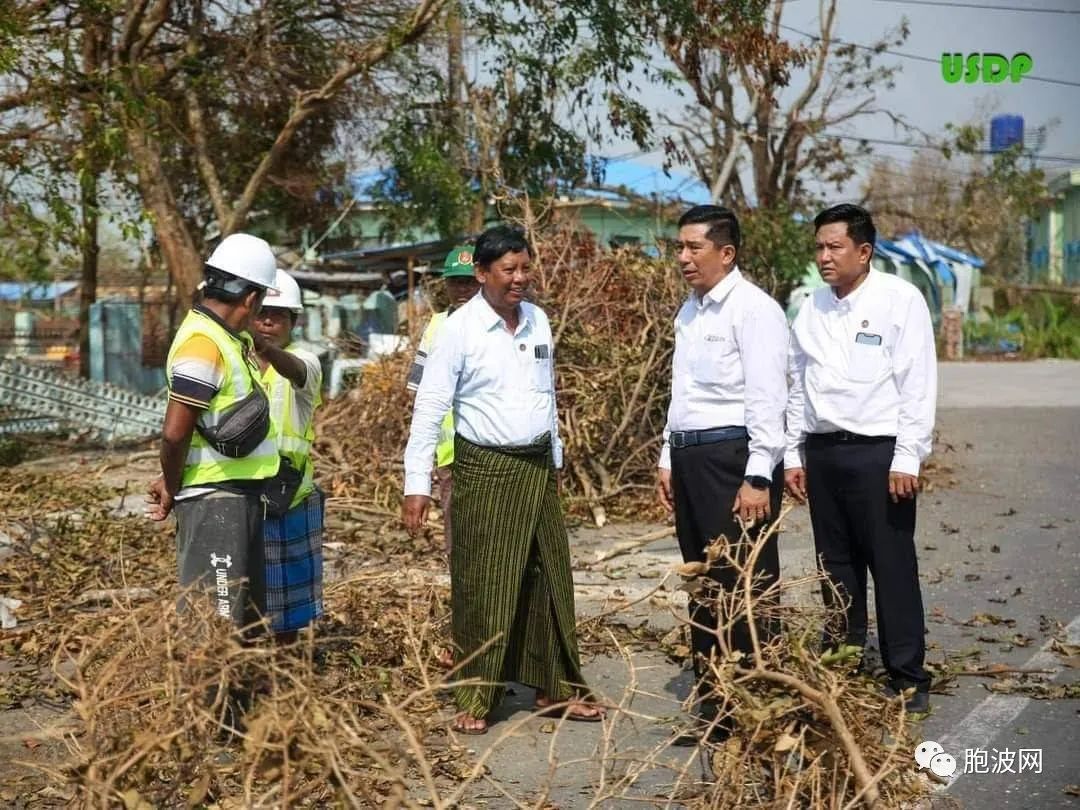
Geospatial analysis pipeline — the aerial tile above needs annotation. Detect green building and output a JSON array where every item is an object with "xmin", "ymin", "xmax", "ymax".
[
  {"xmin": 1029, "ymin": 167, "xmax": 1080, "ymax": 285},
  {"xmin": 305, "ymin": 190, "xmax": 679, "ymax": 258}
]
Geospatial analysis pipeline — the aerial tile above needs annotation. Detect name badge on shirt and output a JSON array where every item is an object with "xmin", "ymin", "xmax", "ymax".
[
  {"xmin": 534, "ymin": 344, "xmax": 550, "ymax": 359},
  {"xmin": 855, "ymin": 332, "xmax": 882, "ymax": 346}
]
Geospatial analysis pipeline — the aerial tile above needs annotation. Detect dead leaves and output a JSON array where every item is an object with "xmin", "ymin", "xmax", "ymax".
[{"xmin": 964, "ymin": 612, "xmax": 1016, "ymax": 628}]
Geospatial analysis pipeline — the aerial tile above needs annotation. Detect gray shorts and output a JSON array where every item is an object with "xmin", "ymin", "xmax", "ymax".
[{"xmin": 175, "ymin": 489, "xmax": 265, "ymax": 628}]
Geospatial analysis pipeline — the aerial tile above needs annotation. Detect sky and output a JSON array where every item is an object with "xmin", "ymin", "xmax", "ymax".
[{"xmin": 592, "ymin": 0, "xmax": 1080, "ymax": 202}]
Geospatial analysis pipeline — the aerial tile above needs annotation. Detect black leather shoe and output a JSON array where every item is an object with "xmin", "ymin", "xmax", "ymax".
[
  {"xmin": 904, "ymin": 690, "xmax": 930, "ymax": 714},
  {"xmin": 882, "ymin": 684, "xmax": 931, "ymax": 714}
]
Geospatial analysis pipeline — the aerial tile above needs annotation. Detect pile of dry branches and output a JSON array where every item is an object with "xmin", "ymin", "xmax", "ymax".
[
  {"xmin": 1, "ymin": 461, "xmax": 936, "ymax": 808},
  {"xmin": 649, "ymin": 514, "xmax": 932, "ymax": 808},
  {"xmin": 316, "ymin": 353, "xmax": 417, "ymax": 515},
  {"xmin": 313, "ymin": 234, "xmax": 684, "ymax": 524},
  {"xmin": 50, "ymin": 579, "xmax": 467, "ymax": 808}
]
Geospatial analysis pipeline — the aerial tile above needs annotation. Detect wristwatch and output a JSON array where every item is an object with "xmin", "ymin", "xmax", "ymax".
[{"xmin": 744, "ymin": 475, "xmax": 771, "ymax": 491}]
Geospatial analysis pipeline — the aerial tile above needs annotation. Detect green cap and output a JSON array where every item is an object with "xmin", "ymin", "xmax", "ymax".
[{"xmin": 442, "ymin": 245, "xmax": 476, "ymax": 279}]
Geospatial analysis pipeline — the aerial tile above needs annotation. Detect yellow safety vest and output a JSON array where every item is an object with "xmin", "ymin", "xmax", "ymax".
[
  {"xmin": 420, "ymin": 312, "xmax": 456, "ymax": 468},
  {"xmin": 261, "ymin": 346, "xmax": 322, "ymax": 509},
  {"xmin": 167, "ymin": 310, "xmax": 280, "ymax": 488}
]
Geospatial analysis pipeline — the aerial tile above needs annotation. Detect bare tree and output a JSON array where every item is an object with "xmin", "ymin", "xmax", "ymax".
[
  {"xmin": 2, "ymin": 0, "xmax": 448, "ymax": 305},
  {"xmin": 660, "ymin": 0, "xmax": 910, "ymax": 209}
]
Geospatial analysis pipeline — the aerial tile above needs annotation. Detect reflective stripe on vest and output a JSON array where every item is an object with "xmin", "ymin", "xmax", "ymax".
[
  {"xmin": 422, "ymin": 311, "xmax": 456, "ymax": 468},
  {"xmin": 262, "ymin": 346, "xmax": 321, "ymax": 508},
  {"xmin": 167, "ymin": 310, "xmax": 280, "ymax": 487}
]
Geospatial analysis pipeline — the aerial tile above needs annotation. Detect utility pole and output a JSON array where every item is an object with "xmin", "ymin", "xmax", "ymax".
[
  {"xmin": 78, "ymin": 14, "xmax": 106, "ymax": 379},
  {"xmin": 445, "ymin": 0, "xmax": 482, "ymax": 233}
]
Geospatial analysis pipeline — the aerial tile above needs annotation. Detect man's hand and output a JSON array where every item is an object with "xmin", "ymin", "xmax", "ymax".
[
  {"xmin": 146, "ymin": 477, "xmax": 174, "ymax": 521},
  {"xmin": 657, "ymin": 468, "xmax": 674, "ymax": 512},
  {"xmin": 402, "ymin": 494, "xmax": 432, "ymax": 536},
  {"xmin": 784, "ymin": 468, "xmax": 807, "ymax": 503},
  {"xmin": 888, "ymin": 472, "xmax": 919, "ymax": 503},
  {"xmin": 732, "ymin": 482, "xmax": 769, "ymax": 525}
]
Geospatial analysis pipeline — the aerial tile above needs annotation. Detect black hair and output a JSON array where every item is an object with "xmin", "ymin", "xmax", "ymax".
[
  {"xmin": 474, "ymin": 225, "xmax": 532, "ymax": 267},
  {"xmin": 813, "ymin": 204, "xmax": 877, "ymax": 249},
  {"xmin": 677, "ymin": 205, "xmax": 741, "ymax": 252},
  {"xmin": 201, "ymin": 265, "xmax": 263, "ymax": 304}
]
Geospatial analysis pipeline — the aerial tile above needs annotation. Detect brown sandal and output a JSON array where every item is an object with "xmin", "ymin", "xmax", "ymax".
[{"xmin": 451, "ymin": 714, "xmax": 489, "ymax": 735}]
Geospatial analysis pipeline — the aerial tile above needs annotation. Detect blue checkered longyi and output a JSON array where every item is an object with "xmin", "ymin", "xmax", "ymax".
[{"xmin": 263, "ymin": 488, "xmax": 324, "ymax": 633}]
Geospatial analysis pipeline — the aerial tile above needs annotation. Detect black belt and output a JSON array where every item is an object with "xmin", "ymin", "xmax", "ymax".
[
  {"xmin": 808, "ymin": 431, "xmax": 893, "ymax": 444},
  {"xmin": 669, "ymin": 426, "xmax": 748, "ymax": 449}
]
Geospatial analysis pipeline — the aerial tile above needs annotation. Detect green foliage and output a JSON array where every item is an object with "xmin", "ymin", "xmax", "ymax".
[
  {"xmin": 964, "ymin": 294, "xmax": 1080, "ymax": 359},
  {"xmin": 370, "ymin": 118, "xmax": 478, "ymax": 238},
  {"xmin": 1014, "ymin": 294, "xmax": 1080, "ymax": 359},
  {"xmin": 0, "ymin": 438, "xmax": 30, "ymax": 467},
  {"xmin": 371, "ymin": 0, "xmax": 771, "ymax": 240},
  {"xmin": 0, "ymin": 202, "xmax": 69, "ymax": 282},
  {"xmin": 736, "ymin": 204, "xmax": 815, "ymax": 303}
]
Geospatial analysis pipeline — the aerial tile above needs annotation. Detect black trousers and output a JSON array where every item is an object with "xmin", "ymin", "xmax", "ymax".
[
  {"xmin": 671, "ymin": 437, "xmax": 782, "ymax": 697},
  {"xmin": 804, "ymin": 433, "xmax": 929, "ymax": 691}
]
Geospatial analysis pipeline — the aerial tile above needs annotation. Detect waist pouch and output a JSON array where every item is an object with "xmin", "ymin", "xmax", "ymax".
[
  {"xmin": 263, "ymin": 455, "xmax": 303, "ymax": 517},
  {"xmin": 195, "ymin": 385, "xmax": 271, "ymax": 459}
]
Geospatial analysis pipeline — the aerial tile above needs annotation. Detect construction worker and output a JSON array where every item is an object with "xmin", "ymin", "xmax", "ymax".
[
  {"xmin": 406, "ymin": 245, "xmax": 481, "ymax": 551},
  {"xmin": 251, "ymin": 269, "xmax": 325, "ymax": 644},
  {"xmin": 147, "ymin": 233, "xmax": 280, "ymax": 631},
  {"xmin": 407, "ymin": 246, "xmax": 479, "ymax": 669}
]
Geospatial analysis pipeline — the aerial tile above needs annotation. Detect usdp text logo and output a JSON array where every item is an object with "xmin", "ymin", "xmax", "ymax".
[{"xmin": 941, "ymin": 53, "xmax": 1033, "ymax": 84}]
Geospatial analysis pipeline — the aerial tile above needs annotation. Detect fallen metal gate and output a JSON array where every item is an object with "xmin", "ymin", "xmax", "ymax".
[{"xmin": 0, "ymin": 358, "xmax": 164, "ymax": 441}]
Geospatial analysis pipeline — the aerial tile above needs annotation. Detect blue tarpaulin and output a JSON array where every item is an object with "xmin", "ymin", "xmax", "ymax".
[
  {"xmin": 895, "ymin": 232, "xmax": 956, "ymax": 290},
  {"xmin": 921, "ymin": 239, "xmax": 985, "ymax": 268}
]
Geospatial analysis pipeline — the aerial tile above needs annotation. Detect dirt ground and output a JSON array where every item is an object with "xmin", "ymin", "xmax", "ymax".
[{"xmin": 2, "ymin": 361, "xmax": 1078, "ymax": 807}]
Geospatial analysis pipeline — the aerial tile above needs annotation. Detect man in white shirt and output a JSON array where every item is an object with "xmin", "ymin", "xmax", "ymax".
[
  {"xmin": 402, "ymin": 225, "xmax": 602, "ymax": 735},
  {"xmin": 657, "ymin": 205, "xmax": 789, "ymax": 745},
  {"xmin": 785, "ymin": 203, "xmax": 936, "ymax": 714}
]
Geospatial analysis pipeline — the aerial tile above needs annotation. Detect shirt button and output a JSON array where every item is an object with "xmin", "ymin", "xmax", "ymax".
[{"xmin": 519, "ymin": 343, "xmax": 526, "ymax": 351}]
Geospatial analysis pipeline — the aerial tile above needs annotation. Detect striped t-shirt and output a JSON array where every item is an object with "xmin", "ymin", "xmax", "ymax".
[{"xmin": 168, "ymin": 334, "xmax": 225, "ymax": 409}]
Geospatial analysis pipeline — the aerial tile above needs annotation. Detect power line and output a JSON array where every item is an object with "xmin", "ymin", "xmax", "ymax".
[
  {"xmin": 874, "ymin": 0, "xmax": 1080, "ymax": 13},
  {"xmin": 780, "ymin": 24, "xmax": 1080, "ymax": 88},
  {"xmin": 818, "ymin": 130, "xmax": 1080, "ymax": 164}
]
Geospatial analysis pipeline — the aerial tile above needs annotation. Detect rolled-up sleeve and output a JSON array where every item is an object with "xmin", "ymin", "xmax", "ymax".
[
  {"xmin": 738, "ymin": 298, "xmax": 789, "ymax": 479},
  {"xmin": 403, "ymin": 324, "xmax": 462, "ymax": 496},
  {"xmin": 890, "ymin": 295, "xmax": 937, "ymax": 475}
]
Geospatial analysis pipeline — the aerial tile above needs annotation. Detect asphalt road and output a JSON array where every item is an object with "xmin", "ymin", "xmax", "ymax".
[
  {"xmin": 920, "ymin": 361, "xmax": 1080, "ymax": 809},
  {"xmin": 467, "ymin": 361, "xmax": 1080, "ymax": 808}
]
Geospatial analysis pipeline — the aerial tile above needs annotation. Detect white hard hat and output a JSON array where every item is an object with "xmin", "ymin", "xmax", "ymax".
[
  {"xmin": 205, "ymin": 233, "xmax": 279, "ymax": 291},
  {"xmin": 262, "ymin": 269, "xmax": 304, "ymax": 313}
]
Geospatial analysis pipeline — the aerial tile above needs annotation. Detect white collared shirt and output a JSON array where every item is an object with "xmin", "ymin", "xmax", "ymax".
[
  {"xmin": 784, "ymin": 269, "xmax": 937, "ymax": 475},
  {"xmin": 403, "ymin": 292, "xmax": 562, "ymax": 496},
  {"xmin": 658, "ymin": 267, "xmax": 789, "ymax": 478}
]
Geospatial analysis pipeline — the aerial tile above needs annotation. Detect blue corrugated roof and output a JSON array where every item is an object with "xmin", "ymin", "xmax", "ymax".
[
  {"xmin": 349, "ymin": 157, "xmax": 712, "ymax": 205},
  {"xmin": 0, "ymin": 281, "xmax": 79, "ymax": 302}
]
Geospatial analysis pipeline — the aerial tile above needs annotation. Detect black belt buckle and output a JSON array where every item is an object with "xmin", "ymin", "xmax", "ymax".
[{"xmin": 670, "ymin": 431, "xmax": 692, "ymax": 449}]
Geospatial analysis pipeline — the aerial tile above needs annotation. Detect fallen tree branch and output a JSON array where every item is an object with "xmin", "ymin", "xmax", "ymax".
[{"xmin": 589, "ymin": 527, "xmax": 675, "ymax": 565}]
